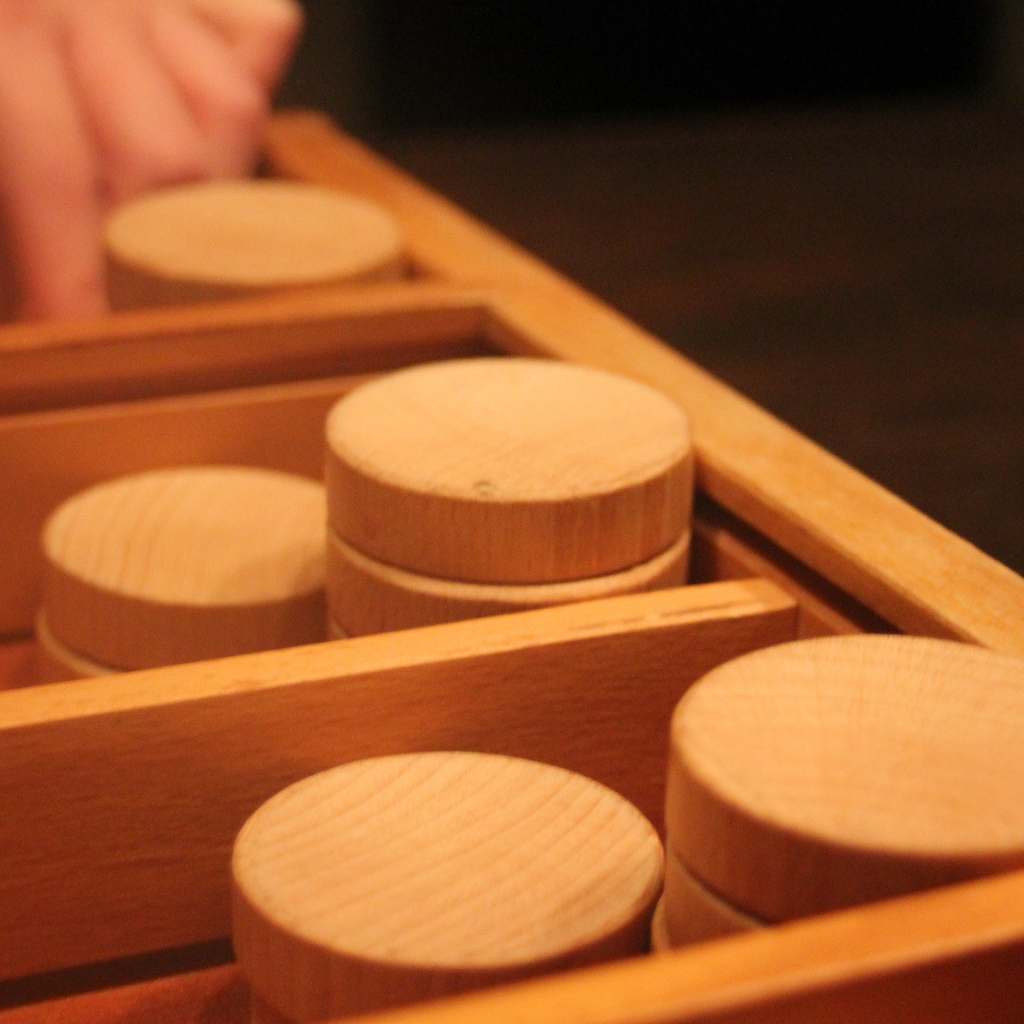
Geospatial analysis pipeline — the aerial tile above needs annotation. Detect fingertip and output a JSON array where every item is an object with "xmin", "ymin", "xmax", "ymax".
[
  {"xmin": 150, "ymin": 1, "xmax": 272, "ymax": 178},
  {"xmin": 188, "ymin": 0, "xmax": 305, "ymax": 91},
  {"xmin": 0, "ymin": 11, "xmax": 109, "ymax": 321}
]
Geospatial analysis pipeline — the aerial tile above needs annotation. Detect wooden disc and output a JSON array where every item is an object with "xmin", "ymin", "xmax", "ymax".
[
  {"xmin": 665, "ymin": 635, "xmax": 1024, "ymax": 921},
  {"xmin": 326, "ymin": 528, "xmax": 690, "ymax": 636},
  {"xmin": 232, "ymin": 751, "xmax": 664, "ymax": 1022},
  {"xmin": 661, "ymin": 845, "xmax": 761, "ymax": 948},
  {"xmin": 325, "ymin": 358, "xmax": 693, "ymax": 584},
  {"xmin": 35, "ymin": 611, "xmax": 115, "ymax": 684},
  {"xmin": 42, "ymin": 466, "xmax": 327, "ymax": 670},
  {"xmin": 105, "ymin": 180, "xmax": 406, "ymax": 309}
]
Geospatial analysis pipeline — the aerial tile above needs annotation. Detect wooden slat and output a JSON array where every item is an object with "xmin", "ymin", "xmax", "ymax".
[
  {"xmin": 0, "ymin": 281, "xmax": 489, "ymax": 414},
  {"xmin": 0, "ymin": 580, "xmax": 796, "ymax": 982},
  {"xmin": 261, "ymin": 111, "xmax": 1024, "ymax": 656}
]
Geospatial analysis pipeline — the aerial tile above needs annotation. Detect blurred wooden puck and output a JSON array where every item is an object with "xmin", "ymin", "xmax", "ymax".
[
  {"xmin": 666, "ymin": 635, "xmax": 1024, "ymax": 921},
  {"xmin": 105, "ymin": 179, "xmax": 406, "ymax": 308},
  {"xmin": 649, "ymin": 898, "xmax": 671, "ymax": 954},
  {"xmin": 232, "ymin": 751, "xmax": 664, "ymax": 1021},
  {"xmin": 35, "ymin": 610, "xmax": 114, "ymax": 684},
  {"xmin": 326, "ymin": 528, "xmax": 690, "ymax": 635},
  {"xmin": 661, "ymin": 845, "xmax": 761, "ymax": 948},
  {"xmin": 325, "ymin": 358, "xmax": 693, "ymax": 584},
  {"xmin": 42, "ymin": 466, "xmax": 327, "ymax": 670}
]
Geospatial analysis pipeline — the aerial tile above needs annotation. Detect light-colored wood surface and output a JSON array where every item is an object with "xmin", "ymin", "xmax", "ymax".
[
  {"xmin": 0, "ymin": 281, "xmax": 490, "ymax": 415},
  {"xmin": 666, "ymin": 634, "xmax": 1024, "ymax": 922},
  {"xmin": 3, "ymin": 110, "xmax": 1024, "ymax": 1024},
  {"xmin": 0, "ymin": 580, "xmax": 795, "ymax": 981},
  {"xmin": 42, "ymin": 466, "xmax": 327, "ymax": 669},
  {"xmin": 34, "ymin": 611, "xmax": 112, "ymax": 684},
  {"xmin": 262, "ymin": 111, "xmax": 1024, "ymax": 656},
  {"xmin": 233, "ymin": 752, "xmax": 663, "ymax": 1021},
  {"xmin": 106, "ymin": 180, "xmax": 406, "ymax": 309},
  {"xmin": 0, "ymin": 372, "xmax": 371, "ymax": 637},
  {"xmin": 325, "ymin": 357, "xmax": 693, "ymax": 583},
  {"xmin": 661, "ymin": 845, "xmax": 762, "ymax": 948},
  {"xmin": 327, "ymin": 528, "xmax": 689, "ymax": 635}
]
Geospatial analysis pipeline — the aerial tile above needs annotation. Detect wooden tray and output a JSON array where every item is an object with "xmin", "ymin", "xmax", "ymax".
[{"xmin": 1, "ymin": 111, "xmax": 1023, "ymax": 1024}]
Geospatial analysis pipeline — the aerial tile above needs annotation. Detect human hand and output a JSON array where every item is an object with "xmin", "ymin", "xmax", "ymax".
[{"xmin": 0, "ymin": 0, "xmax": 303, "ymax": 320}]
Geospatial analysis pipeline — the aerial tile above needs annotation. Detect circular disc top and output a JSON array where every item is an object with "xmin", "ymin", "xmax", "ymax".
[
  {"xmin": 233, "ymin": 752, "xmax": 663, "ymax": 1018},
  {"xmin": 105, "ymin": 180, "xmax": 404, "ymax": 288},
  {"xmin": 325, "ymin": 358, "xmax": 693, "ymax": 582},
  {"xmin": 667, "ymin": 635, "xmax": 1024, "ymax": 920},
  {"xmin": 44, "ymin": 466, "xmax": 326, "ymax": 605},
  {"xmin": 41, "ymin": 466, "xmax": 328, "ymax": 668}
]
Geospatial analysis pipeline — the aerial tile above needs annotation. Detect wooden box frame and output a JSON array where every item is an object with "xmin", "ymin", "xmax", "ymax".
[{"xmin": 1, "ymin": 111, "xmax": 1024, "ymax": 1023}]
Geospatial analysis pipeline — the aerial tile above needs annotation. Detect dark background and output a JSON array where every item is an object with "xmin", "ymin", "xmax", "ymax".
[{"xmin": 278, "ymin": 2, "xmax": 997, "ymax": 134}]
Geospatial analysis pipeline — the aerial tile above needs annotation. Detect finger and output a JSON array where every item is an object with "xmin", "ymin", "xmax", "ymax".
[
  {"xmin": 150, "ymin": 0, "xmax": 267, "ymax": 178},
  {"xmin": 63, "ymin": 1, "xmax": 209, "ymax": 206},
  {"xmin": 182, "ymin": 0, "xmax": 304, "ymax": 92},
  {"xmin": 0, "ymin": 7, "xmax": 106, "ymax": 319}
]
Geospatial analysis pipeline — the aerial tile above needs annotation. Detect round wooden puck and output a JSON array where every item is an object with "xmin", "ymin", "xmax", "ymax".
[
  {"xmin": 326, "ymin": 528, "xmax": 690, "ymax": 636},
  {"xmin": 232, "ymin": 751, "xmax": 664, "ymax": 1022},
  {"xmin": 661, "ymin": 845, "xmax": 761, "ymax": 948},
  {"xmin": 325, "ymin": 358, "xmax": 693, "ymax": 584},
  {"xmin": 42, "ymin": 466, "xmax": 327, "ymax": 670},
  {"xmin": 35, "ymin": 610, "xmax": 114, "ymax": 684},
  {"xmin": 105, "ymin": 179, "xmax": 406, "ymax": 308},
  {"xmin": 665, "ymin": 635, "xmax": 1024, "ymax": 921}
]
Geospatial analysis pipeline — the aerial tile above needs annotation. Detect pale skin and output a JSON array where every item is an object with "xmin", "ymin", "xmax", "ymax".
[{"xmin": 0, "ymin": 0, "xmax": 303, "ymax": 319}]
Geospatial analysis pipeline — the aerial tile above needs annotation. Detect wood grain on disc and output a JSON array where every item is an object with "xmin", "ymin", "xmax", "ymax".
[
  {"xmin": 105, "ymin": 179, "xmax": 406, "ymax": 308},
  {"xmin": 325, "ymin": 357, "xmax": 693, "ymax": 583},
  {"xmin": 326, "ymin": 528, "xmax": 689, "ymax": 635},
  {"xmin": 666, "ymin": 635, "xmax": 1024, "ymax": 921},
  {"xmin": 42, "ymin": 466, "xmax": 327, "ymax": 670},
  {"xmin": 232, "ymin": 751, "xmax": 664, "ymax": 1022}
]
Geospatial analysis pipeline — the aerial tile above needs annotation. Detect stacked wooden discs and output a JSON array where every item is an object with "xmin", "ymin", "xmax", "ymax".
[
  {"xmin": 323, "ymin": 357, "xmax": 694, "ymax": 636},
  {"xmin": 38, "ymin": 466, "xmax": 327, "ymax": 680},
  {"xmin": 104, "ymin": 179, "xmax": 406, "ymax": 309},
  {"xmin": 657, "ymin": 634, "xmax": 1024, "ymax": 950},
  {"xmin": 232, "ymin": 751, "xmax": 664, "ymax": 1022}
]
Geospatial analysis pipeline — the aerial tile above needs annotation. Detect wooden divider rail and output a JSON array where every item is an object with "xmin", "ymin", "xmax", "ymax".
[{"xmin": 0, "ymin": 111, "xmax": 1022, "ymax": 1023}]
